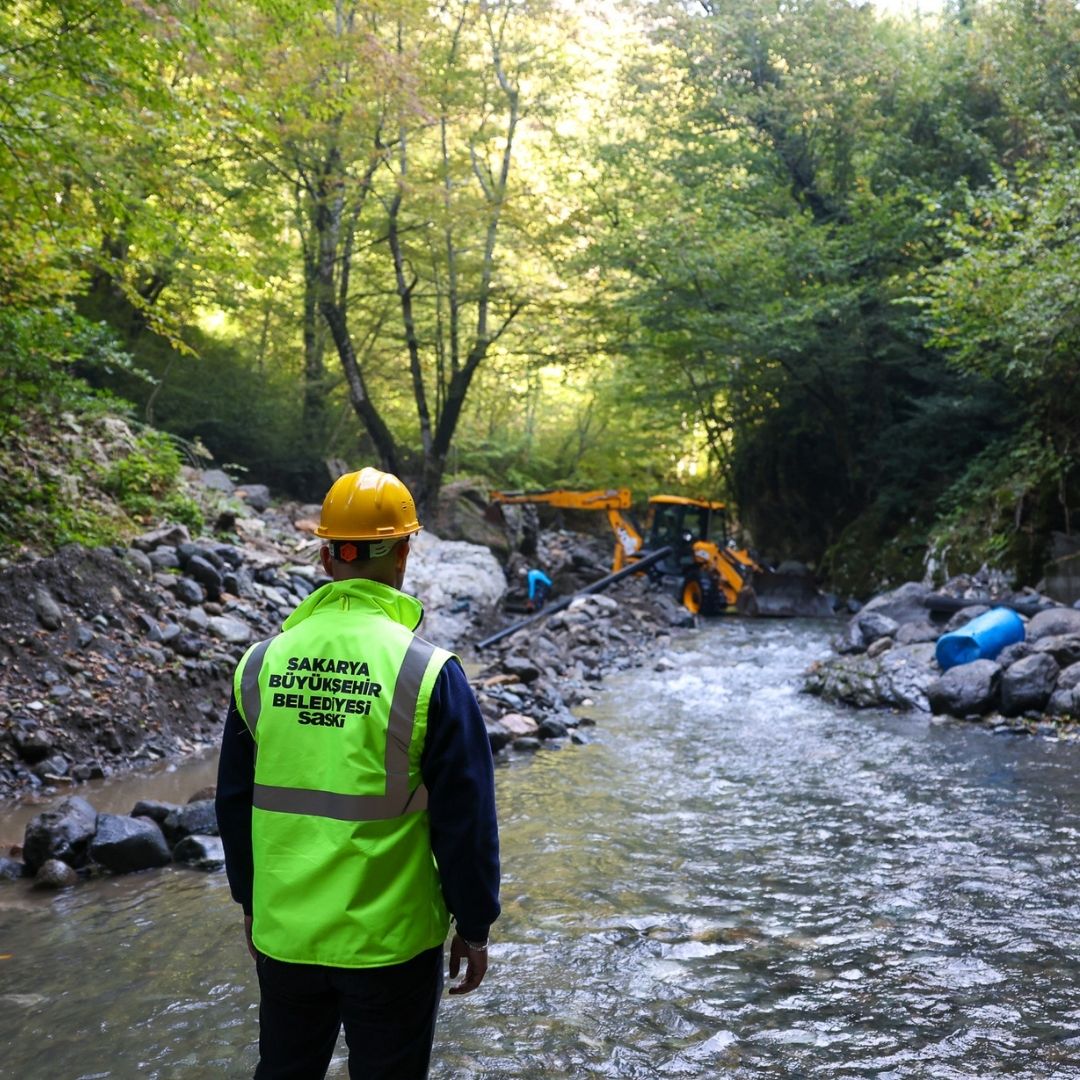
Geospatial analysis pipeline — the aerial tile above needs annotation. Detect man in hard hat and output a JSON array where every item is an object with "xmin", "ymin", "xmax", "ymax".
[{"xmin": 215, "ymin": 467, "xmax": 500, "ymax": 1080}]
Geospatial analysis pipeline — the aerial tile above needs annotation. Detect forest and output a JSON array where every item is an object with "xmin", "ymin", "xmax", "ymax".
[{"xmin": 1, "ymin": 0, "xmax": 1078, "ymax": 597}]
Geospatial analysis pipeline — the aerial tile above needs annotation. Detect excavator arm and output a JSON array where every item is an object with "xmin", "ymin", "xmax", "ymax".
[{"xmin": 490, "ymin": 488, "xmax": 644, "ymax": 573}]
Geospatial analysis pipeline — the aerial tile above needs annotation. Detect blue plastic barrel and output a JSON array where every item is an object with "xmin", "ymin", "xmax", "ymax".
[{"xmin": 935, "ymin": 606, "xmax": 1025, "ymax": 671}]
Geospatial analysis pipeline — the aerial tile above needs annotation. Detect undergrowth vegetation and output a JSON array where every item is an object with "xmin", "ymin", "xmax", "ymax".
[{"xmin": 0, "ymin": 307, "xmax": 202, "ymax": 558}]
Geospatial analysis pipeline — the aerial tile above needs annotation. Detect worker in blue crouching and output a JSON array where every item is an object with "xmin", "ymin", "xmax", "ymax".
[
  {"xmin": 216, "ymin": 467, "xmax": 500, "ymax": 1080},
  {"xmin": 524, "ymin": 567, "xmax": 553, "ymax": 612}
]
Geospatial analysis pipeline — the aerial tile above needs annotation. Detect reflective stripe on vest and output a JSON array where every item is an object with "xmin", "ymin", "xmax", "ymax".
[{"xmin": 240, "ymin": 634, "xmax": 437, "ymax": 822}]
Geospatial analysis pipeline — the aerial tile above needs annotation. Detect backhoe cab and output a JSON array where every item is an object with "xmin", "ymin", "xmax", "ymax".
[
  {"xmin": 644, "ymin": 495, "xmax": 758, "ymax": 615},
  {"xmin": 489, "ymin": 488, "xmax": 760, "ymax": 615}
]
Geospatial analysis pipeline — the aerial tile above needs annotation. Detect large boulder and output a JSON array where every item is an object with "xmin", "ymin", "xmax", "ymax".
[
  {"xmin": 405, "ymin": 531, "xmax": 507, "ymax": 647},
  {"xmin": 858, "ymin": 582, "xmax": 935, "ymax": 627},
  {"xmin": 1027, "ymin": 607, "xmax": 1080, "ymax": 643},
  {"xmin": 90, "ymin": 814, "xmax": 172, "ymax": 874},
  {"xmin": 23, "ymin": 796, "xmax": 98, "ymax": 873},
  {"xmin": 431, "ymin": 480, "xmax": 510, "ymax": 555},
  {"xmin": 1031, "ymin": 634, "xmax": 1080, "ymax": 668},
  {"xmin": 161, "ymin": 799, "xmax": 219, "ymax": 846},
  {"xmin": 804, "ymin": 643, "xmax": 938, "ymax": 712},
  {"xmin": 857, "ymin": 611, "xmax": 899, "ymax": 646},
  {"xmin": 1057, "ymin": 662, "xmax": 1080, "ymax": 691},
  {"xmin": 1046, "ymin": 686, "xmax": 1080, "ymax": 718},
  {"xmin": 172, "ymin": 834, "xmax": 225, "ymax": 870},
  {"xmin": 1001, "ymin": 652, "xmax": 1060, "ymax": 716},
  {"xmin": 927, "ymin": 660, "xmax": 1001, "ymax": 717}
]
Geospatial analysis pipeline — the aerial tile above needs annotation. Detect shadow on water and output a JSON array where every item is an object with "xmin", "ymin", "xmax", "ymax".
[{"xmin": 3, "ymin": 619, "xmax": 1080, "ymax": 1078}]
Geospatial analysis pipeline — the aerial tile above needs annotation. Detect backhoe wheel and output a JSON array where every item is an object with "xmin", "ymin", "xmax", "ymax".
[
  {"xmin": 700, "ymin": 576, "xmax": 726, "ymax": 616},
  {"xmin": 681, "ymin": 578, "xmax": 703, "ymax": 614}
]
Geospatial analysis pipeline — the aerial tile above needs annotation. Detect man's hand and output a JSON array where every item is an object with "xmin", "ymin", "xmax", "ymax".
[
  {"xmin": 243, "ymin": 915, "xmax": 258, "ymax": 963},
  {"xmin": 448, "ymin": 932, "xmax": 489, "ymax": 995}
]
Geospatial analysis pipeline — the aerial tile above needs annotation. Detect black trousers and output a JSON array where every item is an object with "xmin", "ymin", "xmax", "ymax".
[{"xmin": 253, "ymin": 946, "xmax": 444, "ymax": 1080}]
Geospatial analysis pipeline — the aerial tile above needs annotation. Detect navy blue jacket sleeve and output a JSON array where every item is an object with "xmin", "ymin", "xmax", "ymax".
[
  {"xmin": 422, "ymin": 658, "xmax": 501, "ymax": 943},
  {"xmin": 215, "ymin": 693, "xmax": 255, "ymax": 916}
]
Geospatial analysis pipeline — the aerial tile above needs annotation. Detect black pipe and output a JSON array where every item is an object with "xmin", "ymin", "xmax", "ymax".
[{"xmin": 475, "ymin": 546, "xmax": 674, "ymax": 650}]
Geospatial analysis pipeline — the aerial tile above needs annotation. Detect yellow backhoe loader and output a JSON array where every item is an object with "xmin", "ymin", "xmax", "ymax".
[{"xmin": 490, "ymin": 487, "xmax": 771, "ymax": 615}]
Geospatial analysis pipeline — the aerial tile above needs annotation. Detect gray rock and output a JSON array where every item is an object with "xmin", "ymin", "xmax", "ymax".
[
  {"xmin": 185, "ymin": 555, "xmax": 222, "ymax": 601},
  {"xmin": 1032, "ymin": 634, "xmax": 1080, "ymax": 668},
  {"xmin": 834, "ymin": 620, "xmax": 866, "ymax": 655},
  {"xmin": 1046, "ymin": 686, "xmax": 1080, "ymax": 718},
  {"xmin": 23, "ymin": 796, "xmax": 98, "ymax": 872},
  {"xmin": 33, "ymin": 858, "xmax": 79, "ymax": 889},
  {"xmin": 1057, "ymin": 662, "xmax": 1080, "ymax": 691},
  {"xmin": 182, "ymin": 606, "xmax": 209, "ymax": 631},
  {"xmin": 130, "ymin": 800, "xmax": 181, "ymax": 824},
  {"xmin": 927, "ymin": 660, "xmax": 1002, "ymax": 716},
  {"xmin": 0, "ymin": 856, "xmax": 24, "ymax": 881},
  {"xmin": 804, "ymin": 643, "xmax": 938, "ymax": 711},
  {"xmin": 90, "ymin": 814, "xmax": 172, "ymax": 873},
  {"xmin": 172, "ymin": 834, "xmax": 225, "ymax": 870},
  {"xmin": 512, "ymin": 736, "xmax": 542, "ymax": 753},
  {"xmin": 996, "ymin": 642, "xmax": 1032, "ymax": 667},
  {"xmin": 162, "ymin": 799, "xmax": 218, "ymax": 845},
  {"xmin": 866, "ymin": 636, "xmax": 893, "ymax": 658},
  {"xmin": 222, "ymin": 567, "xmax": 256, "ymax": 598},
  {"xmin": 502, "ymin": 656, "xmax": 541, "ymax": 683},
  {"xmin": 123, "ymin": 547, "xmax": 153, "ymax": 575},
  {"xmin": 148, "ymin": 546, "xmax": 181, "ymax": 570},
  {"xmin": 13, "ymin": 728, "xmax": 53, "ymax": 764},
  {"xmin": 169, "ymin": 632, "xmax": 203, "ymax": 658},
  {"xmin": 199, "ymin": 468, "xmax": 236, "ymax": 493},
  {"xmin": 134, "ymin": 612, "xmax": 162, "ymax": 641},
  {"xmin": 859, "ymin": 581, "xmax": 934, "ymax": 626},
  {"xmin": 485, "ymin": 723, "xmax": 512, "ymax": 754},
  {"xmin": 133, "ymin": 524, "xmax": 191, "ymax": 551},
  {"xmin": 855, "ymin": 613, "xmax": 898, "ymax": 643},
  {"xmin": 895, "ymin": 622, "xmax": 940, "ymax": 646},
  {"xmin": 33, "ymin": 587, "xmax": 63, "ymax": 631},
  {"xmin": 174, "ymin": 577, "xmax": 206, "ymax": 605},
  {"xmin": 404, "ymin": 532, "xmax": 507, "ymax": 645},
  {"xmin": 207, "ymin": 616, "xmax": 252, "ymax": 645},
  {"xmin": 538, "ymin": 717, "xmax": 570, "ymax": 739},
  {"xmin": 944, "ymin": 605, "xmax": 991, "ymax": 633},
  {"xmin": 654, "ymin": 594, "xmax": 695, "ymax": 628},
  {"xmin": 1001, "ymin": 652, "xmax": 1061, "ymax": 716},
  {"xmin": 1027, "ymin": 607, "xmax": 1080, "ymax": 643},
  {"xmin": 235, "ymin": 484, "xmax": 271, "ymax": 512},
  {"xmin": 33, "ymin": 753, "xmax": 69, "ymax": 780}
]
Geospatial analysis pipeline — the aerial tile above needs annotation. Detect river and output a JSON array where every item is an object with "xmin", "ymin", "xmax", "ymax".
[{"xmin": 2, "ymin": 619, "xmax": 1079, "ymax": 1079}]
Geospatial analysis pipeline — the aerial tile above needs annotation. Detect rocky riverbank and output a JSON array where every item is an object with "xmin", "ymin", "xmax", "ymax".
[
  {"xmin": 0, "ymin": 473, "xmax": 698, "ymax": 886},
  {"xmin": 804, "ymin": 570, "xmax": 1080, "ymax": 737},
  {"xmin": 0, "ymin": 474, "xmax": 689, "ymax": 803}
]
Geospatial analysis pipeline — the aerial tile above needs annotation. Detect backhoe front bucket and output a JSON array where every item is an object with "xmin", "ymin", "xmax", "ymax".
[{"xmin": 736, "ymin": 570, "xmax": 834, "ymax": 618}]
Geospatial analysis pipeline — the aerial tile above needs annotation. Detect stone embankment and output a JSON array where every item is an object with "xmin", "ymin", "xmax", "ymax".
[{"xmin": 804, "ymin": 572, "xmax": 1080, "ymax": 737}]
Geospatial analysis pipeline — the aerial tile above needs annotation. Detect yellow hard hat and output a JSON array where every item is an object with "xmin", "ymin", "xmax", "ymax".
[{"xmin": 315, "ymin": 467, "xmax": 421, "ymax": 541}]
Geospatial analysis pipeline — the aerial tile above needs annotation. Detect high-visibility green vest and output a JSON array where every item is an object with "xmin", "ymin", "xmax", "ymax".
[{"xmin": 233, "ymin": 577, "xmax": 453, "ymax": 968}]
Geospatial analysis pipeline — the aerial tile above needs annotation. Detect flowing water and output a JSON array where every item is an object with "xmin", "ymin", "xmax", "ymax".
[{"xmin": 2, "ymin": 619, "xmax": 1079, "ymax": 1079}]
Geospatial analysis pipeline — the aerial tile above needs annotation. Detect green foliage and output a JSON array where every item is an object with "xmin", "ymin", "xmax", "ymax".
[
  {"xmin": 101, "ymin": 431, "xmax": 203, "ymax": 532},
  {"xmin": 0, "ymin": 307, "xmax": 145, "ymax": 438},
  {"xmin": 927, "ymin": 424, "xmax": 1069, "ymax": 584},
  {"xmin": 3, "ymin": 0, "xmax": 1080, "ymax": 593},
  {"xmin": 0, "ymin": 306, "xmax": 201, "ymax": 554}
]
